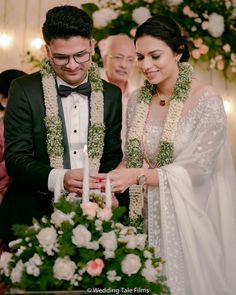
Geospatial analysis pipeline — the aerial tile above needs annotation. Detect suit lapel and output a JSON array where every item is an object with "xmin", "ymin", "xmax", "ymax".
[{"xmin": 56, "ymin": 80, "xmax": 71, "ymax": 169}]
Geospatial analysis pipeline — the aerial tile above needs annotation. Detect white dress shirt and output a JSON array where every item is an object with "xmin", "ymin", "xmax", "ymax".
[
  {"xmin": 48, "ymin": 76, "xmax": 89, "ymax": 200},
  {"xmin": 100, "ymin": 69, "xmax": 138, "ymax": 152}
]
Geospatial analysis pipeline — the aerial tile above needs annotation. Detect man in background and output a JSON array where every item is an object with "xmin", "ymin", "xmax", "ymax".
[{"xmin": 99, "ymin": 34, "xmax": 143, "ymax": 151}]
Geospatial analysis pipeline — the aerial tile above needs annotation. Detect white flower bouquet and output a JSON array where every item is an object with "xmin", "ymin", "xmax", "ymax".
[{"xmin": 0, "ymin": 194, "xmax": 170, "ymax": 294}]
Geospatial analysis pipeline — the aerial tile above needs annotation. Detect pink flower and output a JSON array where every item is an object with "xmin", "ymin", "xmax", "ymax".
[
  {"xmin": 223, "ymin": 44, "xmax": 231, "ymax": 53},
  {"xmin": 86, "ymin": 258, "xmax": 105, "ymax": 277},
  {"xmin": 199, "ymin": 44, "xmax": 209, "ymax": 55},
  {"xmin": 193, "ymin": 38, "xmax": 203, "ymax": 48},
  {"xmin": 81, "ymin": 202, "xmax": 98, "ymax": 219},
  {"xmin": 183, "ymin": 5, "xmax": 191, "ymax": 16},
  {"xmin": 97, "ymin": 207, "xmax": 113, "ymax": 221},
  {"xmin": 183, "ymin": 5, "xmax": 197, "ymax": 17},
  {"xmin": 191, "ymin": 49, "xmax": 201, "ymax": 59},
  {"xmin": 201, "ymin": 21, "xmax": 209, "ymax": 30}
]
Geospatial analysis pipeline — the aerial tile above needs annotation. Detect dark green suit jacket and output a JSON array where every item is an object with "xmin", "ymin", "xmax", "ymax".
[{"xmin": 0, "ymin": 72, "xmax": 123, "ymax": 242}]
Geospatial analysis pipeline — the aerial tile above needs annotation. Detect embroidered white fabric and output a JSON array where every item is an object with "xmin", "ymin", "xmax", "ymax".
[{"xmin": 126, "ymin": 85, "xmax": 236, "ymax": 295}]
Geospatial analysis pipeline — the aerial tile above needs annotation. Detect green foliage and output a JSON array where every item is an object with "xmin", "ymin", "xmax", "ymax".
[
  {"xmin": 87, "ymin": 0, "xmax": 236, "ymax": 80},
  {"xmin": 23, "ymin": 0, "xmax": 236, "ymax": 80},
  {"xmin": 0, "ymin": 196, "xmax": 170, "ymax": 294}
]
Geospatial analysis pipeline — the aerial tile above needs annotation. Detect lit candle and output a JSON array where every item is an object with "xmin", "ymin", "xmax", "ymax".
[
  {"xmin": 105, "ymin": 176, "xmax": 112, "ymax": 208},
  {"xmin": 82, "ymin": 144, "xmax": 90, "ymax": 203}
]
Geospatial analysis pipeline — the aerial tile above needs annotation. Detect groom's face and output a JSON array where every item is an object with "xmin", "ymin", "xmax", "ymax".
[{"xmin": 46, "ymin": 36, "xmax": 95, "ymax": 86}]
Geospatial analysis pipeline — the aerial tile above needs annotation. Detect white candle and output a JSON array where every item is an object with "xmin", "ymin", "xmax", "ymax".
[
  {"xmin": 105, "ymin": 176, "xmax": 112, "ymax": 208},
  {"xmin": 82, "ymin": 144, "xmax": 90, "ymax": 203}
]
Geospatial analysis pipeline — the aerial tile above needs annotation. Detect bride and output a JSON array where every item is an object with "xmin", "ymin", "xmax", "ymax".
[{"xmin": 97, "ymin": 15, "xmax": 236, "ymax": 295}]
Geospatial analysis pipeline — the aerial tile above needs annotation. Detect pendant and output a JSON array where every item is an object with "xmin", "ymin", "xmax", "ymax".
[{"xmin": 160, "ymin": 100, "xmax": 166, "ymax": 106}]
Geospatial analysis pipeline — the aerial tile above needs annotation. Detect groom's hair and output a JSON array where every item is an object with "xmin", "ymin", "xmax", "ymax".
[{"xmin": 42, "ymin": 5, "xmax": 93, "ymax": 44}]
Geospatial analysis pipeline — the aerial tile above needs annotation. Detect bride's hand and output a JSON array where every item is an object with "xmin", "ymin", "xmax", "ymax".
[{"xmin": 108, "ymin": 167, "xmax": 139, "ymax": 193}]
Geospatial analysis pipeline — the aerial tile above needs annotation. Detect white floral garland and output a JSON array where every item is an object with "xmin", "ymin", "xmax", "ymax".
[
  {"xmin": 40, "ymin": 60, "xmax": 105, "ymax": 172},
  {"xmin": 127, "ymin": 62, "xmax": 193, "ymax": 219}
]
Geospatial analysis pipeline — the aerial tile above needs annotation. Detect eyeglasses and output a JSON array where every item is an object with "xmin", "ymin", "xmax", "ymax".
[
  {"xmin": 108, "ymin": 54, "xmax": 136, "ymax": 64},
  {"xmin": 51, "ymin": 51, "xmax": 91, "ymax": 66}
]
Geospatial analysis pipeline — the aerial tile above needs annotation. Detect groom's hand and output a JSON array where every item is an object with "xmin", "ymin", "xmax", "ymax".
[{"xmin": 64, "ymin": 169, "xmax": 102, "ymax": 194}]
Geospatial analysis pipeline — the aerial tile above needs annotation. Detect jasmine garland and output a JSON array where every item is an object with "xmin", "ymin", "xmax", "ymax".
[
  {"xmin": 40, "ymin": 60, "xmax": 105, "ymax": 172},
  {"xmin": 127, "ymin": 62, "xmax": 193, "ymax": 219}
]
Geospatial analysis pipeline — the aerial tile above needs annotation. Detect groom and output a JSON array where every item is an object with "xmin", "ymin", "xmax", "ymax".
[{"xmin": 0, "ymin": 5, "xmax": 123, "ymax": 243}]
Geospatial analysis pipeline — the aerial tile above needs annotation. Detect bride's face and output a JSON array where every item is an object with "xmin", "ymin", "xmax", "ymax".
[{"xmin": 135, "ymin": 35, "xmax": 180, "ymax": 86}]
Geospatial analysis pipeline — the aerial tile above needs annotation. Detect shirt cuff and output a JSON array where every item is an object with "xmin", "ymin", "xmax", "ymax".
[{"xmin": 48, "ymin": 169, "xmax": 68, "ymax": 203}]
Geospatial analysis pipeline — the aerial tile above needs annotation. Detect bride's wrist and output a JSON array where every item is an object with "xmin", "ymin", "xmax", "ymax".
[{"xmin": 134, "ymin": 168, "xmax": 147, "ymax": 185}]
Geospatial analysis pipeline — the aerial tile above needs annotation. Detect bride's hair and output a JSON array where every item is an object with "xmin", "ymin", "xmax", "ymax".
[{"xmin": 134, "ymin": 15, "xmax": 190, "ymax": 62}]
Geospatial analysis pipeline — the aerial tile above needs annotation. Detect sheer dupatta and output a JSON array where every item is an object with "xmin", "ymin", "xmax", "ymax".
[{"xmin": 146, "ymin": 89, "xmax": 236, "ymax": 295}]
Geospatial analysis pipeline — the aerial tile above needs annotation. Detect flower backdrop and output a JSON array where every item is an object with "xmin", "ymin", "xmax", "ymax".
[{"xmin": 80, "ymin": 0, "xmax": 236, "ymax": 80}]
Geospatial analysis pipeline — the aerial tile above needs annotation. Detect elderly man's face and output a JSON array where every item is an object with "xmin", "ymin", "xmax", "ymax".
[{"xmin": 105, "ymin": 37, "xmax": 136, "ymax": 85}]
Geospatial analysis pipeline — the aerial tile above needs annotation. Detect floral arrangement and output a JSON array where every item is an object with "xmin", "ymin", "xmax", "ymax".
[
  {"xmin": 82, "ymin": 0, "xmax": 236, "ymax": 80},
  {"xmin": 0, "ymin": 194, "xmax": 170, "ymax": 294},
  {"xmin": 41, "ymin": 59, "xmax": 105, "ymax": 173},
  {"xmin": 126, "ymin": 62, "xmax": 193, "ymax": 219},
  {"xmin": 21, "ymin": 49, "xmax": 46, "ymax": 73}
]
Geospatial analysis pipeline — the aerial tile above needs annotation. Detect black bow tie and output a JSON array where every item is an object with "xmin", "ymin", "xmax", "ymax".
[{"xmin": 58, "ymin": 82, "xmax": 91, "ymax": 97}]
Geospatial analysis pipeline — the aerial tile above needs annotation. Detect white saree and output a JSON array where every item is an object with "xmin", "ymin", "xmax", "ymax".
[{"xmin": 127, "ymin": 85, "xmax": 236, "ymax": 295}]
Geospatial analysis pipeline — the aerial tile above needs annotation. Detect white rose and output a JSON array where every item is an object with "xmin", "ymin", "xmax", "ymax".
[
  {"xmin": 25, "ymin": 253, "xmax": 43, "ymax": 277},
  {"xmin": 11, "ymin": 260, "xmax": 24, "ymax": 283},
  {"xmin": 141, "ymin": 264, "xmax": 158, "ymax": 282},
  {"xmin": 93, "ymin": 8, "xmax": 119, "ymax": 28},
  {"xmin": 207, "ymin": 13, "xmax": 225, "ymax": 38},
  {"xmin": 97, "ymin": 207, "xmax": 113, "ymax": 221},
  {"xmin": 53, "ymin": 257, "xmax": 76, "ymax": 281},
  {"xmin": 72, "ymin": 224, "xmax": 91, "ymax": 247},
  {"xmin": 126, "ymin": 226, "xmax": 137, "ymax": 235},
  {"xmin": 8, "ymin": 239, "xmax": 23, "ymax": 248},
  {"xmin": 0, "ymin": 252, "xmax": 13, "ymax": 276},
  {"xmin": 126, "ymin": 235, "xmax": 137, "ymax": 249},
  {"xmin": 115, "ymin": 223, "xmax": 125, "ymax": 230},
  {"xmin": 81, "ymin": 202, "xmax": 99, "ymax": 220},
  {"xmin": 99, "ymin": 231, "xmax": 117, "ymax": 251},
  {"xmin": 107, "ymin": 270, "xmax": 122, "ymax": 282},
  {"xmin": 104, "ymin": 250, "xmax": 115, "ymax": 259},
  {"xmin": 223, "ymin": 44, "xmax": 231, "ymax": 53},
  {"xmin": 29, "ymin": 253, "xmax": 42, "ymax": 266},
  {"xmin": 37, "ymin": 227, "xmax": 58, "ymax": 255},
  {"xmin": 132, "ymin": 7, "xmax": 151, "ymax": 25},
  {"xmin": 25, "ymin": 263, "xmax": 40, "ymax": 277},
  {"xmin": 167, "ymin": 0, "xmax": 183, "ymax": 5},
  {"xmin": 144, "ymin": 250, "xmax": 153, "ymax": 259},
  {"xmin": 136, "ymin": 234, "xmax": 147, "ymax": 250},
  {"xmin": 51, "ymin": 209, "xmax": 75, "ymax": 226},
  {"xmin": 121, "ymin": 254, "xmax": 142, "ymax": 276},
  {"xmin": 16, "ymin": 246, "xmax": 26, "ymax": 257},
  {"xmin": 95, "ymin": 219, "xmax": 103, "ymax": 231},
  {"xmin": 230, "ymin": 53, "xmax": 236, "ymax": 62},
  {"xmin": 85, "ymin": 241, "xmax": 99, "ymax": 250}
]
